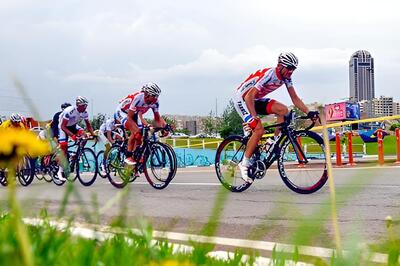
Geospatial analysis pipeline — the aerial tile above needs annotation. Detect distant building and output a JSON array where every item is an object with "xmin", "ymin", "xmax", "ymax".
[
  {"xmin": 349, "ymin": 50, "xmax": 375, "ymax": 102},
  {"xmin": 359, "ymin": 96, "xmax": 395, "ymax": 118},
  {"xmin": 165, "ymin": 114, "xmax": 207, "ymax": 134}
]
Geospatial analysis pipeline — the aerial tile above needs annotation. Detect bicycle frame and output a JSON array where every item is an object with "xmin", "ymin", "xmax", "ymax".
[{"xmin": 244, "ymin": 111, "xmax": 315, "ymax": 171}]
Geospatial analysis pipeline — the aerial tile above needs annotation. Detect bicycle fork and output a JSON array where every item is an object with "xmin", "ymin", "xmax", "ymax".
[{"xmin": 287, "ymin": 134, "xmax": 308, "ymax": 164}]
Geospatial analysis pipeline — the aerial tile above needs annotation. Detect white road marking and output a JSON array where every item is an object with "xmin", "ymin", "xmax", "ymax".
[{"xmin": 23, "ymin": 218, "xmax": 390, "ymax": 264}]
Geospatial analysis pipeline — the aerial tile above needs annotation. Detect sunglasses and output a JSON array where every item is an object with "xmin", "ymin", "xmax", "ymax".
[{"xmin": 285, "ymin": 66, "xmax": 296, "ymax": 71}]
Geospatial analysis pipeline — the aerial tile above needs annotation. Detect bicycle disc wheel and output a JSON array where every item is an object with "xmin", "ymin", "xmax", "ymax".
[
  {"xmin": 214, "ymin": 135, "xmax": 252, "ymax": 192},
  {"xmin": 143, "ymin": 142, "xmax": 175, "ymax": 189},
  {"xmin": 278, "ymin": 130, "xmax": 328, "ymax": 194},
  {"xmin": 17, "ymin": 157, "xmax": 35, "ymax": 186},
  {"xmin": 158, "ymin": 142, "xmax": 177, "ymax": 180},
  {"xmin": 107, "ymin": 146, "xmax": 135, "ymax": 188},
  {"xmin": 76, "ymin": 148, "xmax": 98, "ymax": 186}
]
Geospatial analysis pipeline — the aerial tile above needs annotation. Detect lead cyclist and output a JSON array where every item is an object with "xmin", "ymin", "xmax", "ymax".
[{"xmin": 233, "ymin": 52, "xmax": 319, "ymax": 183}]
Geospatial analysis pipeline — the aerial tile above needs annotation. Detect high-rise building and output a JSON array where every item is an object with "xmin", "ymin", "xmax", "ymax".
[{"xmin": 349, "ymin": 50, "xmax": 375, "ymax": 102}]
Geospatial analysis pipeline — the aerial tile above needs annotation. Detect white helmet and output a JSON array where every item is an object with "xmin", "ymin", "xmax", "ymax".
[
  {"xmin": 10, "ymin": 113, "xmax": 22, "ymax": 123},
  {"xmin": 76, "ymin": 96, "xmax": 89, "ymax": 106},
  {"xmin": 141, "ymin": 82, "xmax": 161, "ymax": 97},
  {"xmin": 278, "ymin": 52, "xmax": 299, "ymax": 69}
]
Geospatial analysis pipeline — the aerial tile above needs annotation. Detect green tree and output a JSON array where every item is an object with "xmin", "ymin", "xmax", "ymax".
[
  {"xmin": 218, "ymin": 101, "xmax": 243, "ymax": 138},
  {"xmin": 202, "ymin": 111, "xmax": 217, "ymax": 136},
  {"xmin": 90, "ymin": 113, "xmax": 106, "ymax": 130},
  {"xmin": 162, "ymin": 115, "xmax": 177, "ymax": 128},
  {"xmin": 390, "ymin": 123, "xmax": 400, "ymax": 131}
]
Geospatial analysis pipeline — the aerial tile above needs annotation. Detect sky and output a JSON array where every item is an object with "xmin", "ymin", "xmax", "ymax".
[{"xmin": 0, "ymin": 0, "xmax": 399, "ymax": 119}]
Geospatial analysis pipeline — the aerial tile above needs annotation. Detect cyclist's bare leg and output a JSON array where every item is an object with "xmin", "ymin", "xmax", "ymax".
[
  {"xmin": 270, "ymin": 101, "xmax": 289, "ymax": 137},
  {"xmin": 244, "ymin": 119, "xmax": 264, "ymax": 158}
]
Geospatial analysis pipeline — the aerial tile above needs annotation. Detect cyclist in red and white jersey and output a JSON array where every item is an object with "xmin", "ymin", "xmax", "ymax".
[
  {"xmin": 233, "ymin": 52, "xmax": 319, "ymax": 183},
  {"xmin": 114, "ymin": 93, "xmax": 136, "ymax": 124},
  {"xmin": 123, "ymin": 83, "xmax": 167, "ymax": 165}
]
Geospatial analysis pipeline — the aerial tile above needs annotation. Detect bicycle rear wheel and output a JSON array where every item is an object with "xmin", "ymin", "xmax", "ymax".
[
  {"xmin": 107, "ymin": 146, "xmax": 135, "ymax": 188},
  {"xmin": 76, "ymin": 148, "xmax": 98, "ymax": 186},
  {"xmin": 278, "ymin": 130, "xmax": 328, "ymax": 194},
  {"xmin": 0, "ymin": 170, "xmax": 7, "ymax": 186},
  {"xmin": 17, "ymin": 157, "xmax": 35, "ymax": 186},
  {"xmin": 214, "ymin": 135, "xmax": 252, "ymax": 192},
  {"xmin": 143, "ymin": 142, "xmax": 176, "ymax": 189}
]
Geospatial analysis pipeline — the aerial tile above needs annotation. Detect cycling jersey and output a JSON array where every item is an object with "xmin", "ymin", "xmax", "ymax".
[
  {"xmin": 128, "ymin": 91, "xmax": 159, "ymax": 114},
  {"xmin": 236, "ymin": 67, "xmax": 293, "ymax": 100},
  {"xmin": 114, "ymin": 92, "xmax": 138, "ymax": 122},
  {"xmin": 0, "ymin": 120, "xmax": 25, "ymax": 130},
  {"xmin": 59, "ymin": 106, "xmax": 89, "ymax": 127},
  {"xmin": 99, "ymin": 118, "xmax": 116, "ymax": 134},
  {"xmin": 58, "ymin": 106, "xmax": 88, "ymax": 142},
  {"xmin": 234, "ymin": 67, "xmax": 293, "ymax": 122}
]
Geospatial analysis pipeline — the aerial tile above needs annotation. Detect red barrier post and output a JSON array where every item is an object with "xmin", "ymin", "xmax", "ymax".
[
  {"xmin": 335, "ymin": 132, "xmax": 342, "ymax": 166},
  {"xmin": 396, "ymin": 128, "xmax": 400, "ymax": 164},
  {"xmin": 347, "ymin": 131, "xmax": 356, "ymax": 166},
  {"xmin": 377, "ymin": 129, "xmax": 384, "ymax": 166},
  {"xmin": 297, "ymin": 137, "xmax": 305, "ymax": 168}
]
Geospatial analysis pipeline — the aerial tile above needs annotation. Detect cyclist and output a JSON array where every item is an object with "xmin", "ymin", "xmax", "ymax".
[
  {"xmin": 0, "ymin": 113, "xmax": 26, "ymax": 130},
  {"xmin": 123, "ymin": 82, "xmax": 167, "ymax": 165},
  {"xmin": 233, "ymin": 52, "xmax": 319, "ymax": 183},
  {"xmin": 50, "ymin": 102, "xmax": 72, "ymax": 141},
  {"xmin": 98, "ymin": 117, "xmax": 122, "ymax": 169},
  {"xmin": 57, "ymin": 96, "xmax": 96, "ymax": 180}
]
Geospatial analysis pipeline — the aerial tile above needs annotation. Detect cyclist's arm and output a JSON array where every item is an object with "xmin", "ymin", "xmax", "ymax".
[
  {"xmin": 84, "ymin": 119, "xmax": 95, "ymax": 136},
  {"xmin": 60, "ymin": 119, "xmax": 75, "ymax": 137},
  {"xmin": 287, "ymin": 87, "xmax": 309, "ymax": 114},
  {"xmin": 153, "ymin": 111, "xmax": 166, "ymax": 127},
  {"xmin": 243, "ymin": 87, "xmax": 259, "ymax": 119},
  {"xmin": 106, "ymin": 130, "xmax": 114, "ymax": 144},
  {"xmin": 138, "ymin": 112, "xmax": 149, "ymax": 127}
]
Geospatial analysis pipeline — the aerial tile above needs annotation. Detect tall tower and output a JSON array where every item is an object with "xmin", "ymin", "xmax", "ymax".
[{"xmin": 349, "ymin": 50, "xmax": 375, "ymax": 102}]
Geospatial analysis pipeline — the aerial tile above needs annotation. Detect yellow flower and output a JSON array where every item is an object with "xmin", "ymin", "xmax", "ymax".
[
  {"xmin": 0, "ymin": 128, "xmax": 51, "ymax": 166},
  {"xmin": 149, "ymin": 260, "xmax": 194, "ymax": 266}
]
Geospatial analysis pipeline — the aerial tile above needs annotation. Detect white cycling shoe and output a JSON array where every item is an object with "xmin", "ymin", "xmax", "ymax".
[
  {"xmin": 238, "ymin": 162, "xmax": 253, "ymax": 184},
  {"xmin": 57, "ymin": 168, "xmax": 66, "ymax": 181}
]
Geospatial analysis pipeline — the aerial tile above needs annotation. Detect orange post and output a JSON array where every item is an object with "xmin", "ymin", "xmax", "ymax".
[
  {"xmin": 347, "ymin": 132, "xmax": 356, "ymax": 166},
  {"xmin": 335, "ymin": 132, "xmax": 342, "ymax": 166},
  {"xmin": 396, "ymin": 128, "xmax": 400, "ymax": 164},
  {"xmin": 297, "ymin": 136, "xmax": 305, "ymax": 168},
  {"xmin": 377, "ymin": 129, "xmax": 384, "ymax": 165}
]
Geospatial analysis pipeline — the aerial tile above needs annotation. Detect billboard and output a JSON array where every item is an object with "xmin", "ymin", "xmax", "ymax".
[{"xmin": 325, "ymin": 102, "xmax": 360, "ymax": 121}]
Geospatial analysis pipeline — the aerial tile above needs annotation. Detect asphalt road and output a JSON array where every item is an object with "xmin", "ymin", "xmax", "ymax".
[{"xmin": 1, "ymin": 165, "xmax": 399, "ymax": 248}]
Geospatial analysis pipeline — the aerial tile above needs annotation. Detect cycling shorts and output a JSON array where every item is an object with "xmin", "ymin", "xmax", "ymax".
[{"xmin": 233, "ymin": 94, "xmax": 276, "ymax": 122}]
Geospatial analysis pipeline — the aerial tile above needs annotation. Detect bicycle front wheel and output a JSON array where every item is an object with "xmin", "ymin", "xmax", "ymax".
[
  {"xmin": 76, "ymin": 148, "xmax": 98, "ymax": 186},
  {"xmin": 214, "ymin": 135, "xmax": 252, "ymax": 192},
  {"xmin": 277, "ymin": 130, "xmax": 328, "ymax": 194},
  {"xmin": 143, "ymin": 142, "xmax": 176, "ymax": 189},
  {"xmin": 106, "ymin": 146, "xmax": 135, "ymax": 189}
]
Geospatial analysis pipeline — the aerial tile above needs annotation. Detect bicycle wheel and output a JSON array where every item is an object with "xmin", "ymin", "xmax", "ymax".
[
  {"xmin": 143, "ymin": 142, "xmax": 175, "ymax": 189},
  {"xmin": 158, "ymin": 143, "xmax": 177, "ymax": 180},
  {"xmin": 0, "ymin": 170, "xmax": 7, "ymax": 186},
  {"xmin": 76, "ymin": 148, "xmax": 98, "ymax": 186},
  {"xmin": 17, "ymin": 157, "xmax": 35, "ymax": 186},
  {"xmin": 215, "ymin": 135, "xmax": 252, "ymax": 192},
  {"xmin": 97, "ymin": 150, "xmax": 108, "ymax": 178},
  {"xmin": 107, "ymin": 146, "xmax": 135, "ymax": 188},
  {"xmin": 278, "ymin": 130, "xmax": 328, "ymax": 194}
]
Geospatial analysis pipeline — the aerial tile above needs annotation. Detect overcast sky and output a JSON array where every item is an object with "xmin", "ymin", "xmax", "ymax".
[{"xmin": 0, "ymin": 0, "xmax": 399, "ymax": 119}]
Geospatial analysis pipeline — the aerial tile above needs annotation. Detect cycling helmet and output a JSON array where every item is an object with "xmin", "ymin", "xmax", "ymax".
[
  {"xmin": 141, "ymin": 82, "xmax": 161, "ymax": 97},
  {"xmin": 76, "ymin": 96, "xmax": 89, "ymax": 106},
  {"xmin": 278, "ymin": 52, "xmax": 299, "ymax": 69},
  {"xmin": 61, "ymin": 102, "xmax": 72, "ymax": 110},
  {"xmin": 10, "ymin": 113, "xmax": 22, "ymax": 123}
]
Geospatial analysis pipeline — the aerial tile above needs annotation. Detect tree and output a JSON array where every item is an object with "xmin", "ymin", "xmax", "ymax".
[
  {"xmin": 390, "ymin": 123, "xmax": 400, "ymax": 131},
  {"xmin": 90, "ymin": 113, "xmax": 106, "ymax": 130},
  {"xmin": 202, "ymin": 111, "xmax": 217, "ymax": 136},
  {"xmin": 162, "ymin": 115, "xmax": 177, "ymax": 128},
  {"xmin": 218, "ymin": 101, "xmax": 243, "ymax": 139}
]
